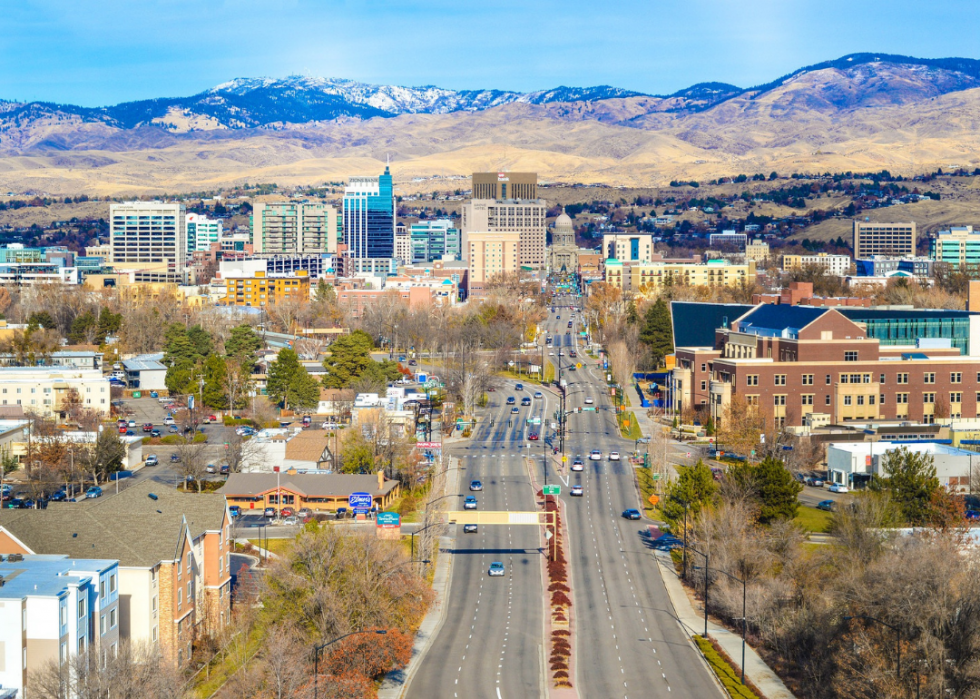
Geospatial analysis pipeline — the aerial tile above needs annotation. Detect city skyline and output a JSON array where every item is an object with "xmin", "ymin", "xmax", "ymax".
[{"xmin": 4, "ymin": 0, "xmax": 980, "ymax": 106}]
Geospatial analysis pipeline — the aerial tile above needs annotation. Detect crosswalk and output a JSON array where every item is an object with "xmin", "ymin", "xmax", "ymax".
[{"xmin": 461, "ymin": 453, "xmax": 534, "ymax": 458}]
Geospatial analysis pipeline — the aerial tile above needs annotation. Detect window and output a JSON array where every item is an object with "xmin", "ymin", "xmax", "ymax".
[
  {"xmin": 101, "ymin": 614, "xmax": 106, "ymax": 636},
  {"xmin": 700, "ymin": 381, "xmax": 706, "ymax": 391},
  {"xmin": 110, "ymin": 574, "xmax": 116, "ymax": 593},
  {"xmin": 78, "ymin": 598, "xmax": 86, "ymax": 619},
  {"xmin": 880, "ymin": 373, "xmax": 886, "ymax": 384},
  {"xmin": 924, "ymin": 373, "xmax": 936, "ymax": 384},
  {"xmin": 869, "ymin": 394, "xmax": 876, "ymax": 405},
  {"xmin": 924, "ymin": 393, "xmax": 935, "ymax": 404},
  {"xmin": 844, "ymin": 351, "xmax": 859, "ymax": 361},
  {"xmin": 745, "ymin": 395, "xmax": 759, "ymax": 406},
  {"xmin": 152, "ymin": 626, "xmax": 158, "ymax": 643},
  {"xmin": 825, "ymin": 395, "xmax": 831, "ymax": 405},
  {"xmin": 100, "ymin": 580, "xmax": 106, "ymax": 599},
  {"xmin": 863, "ymin": 374, "xmax": 872, "ymax": 384},
  {"xmin": 897, "ymin": 393, "xmax": 909, "ymax": 404},
  {"xmin": 897, "ymin": 373, "xmax": 909, "ymax": 384},
  {"xmin": 701, "ymin": 363, "xmax": 707, "ymax": 372},
  {"xmin": 826, "ymin": 374, "xmax": 832, "ymax": 385},
  {"xmin": 178, "ymin": 589, "xmax": 183, "ymax": 611},
  {"xmin": 880, "ymin": 394, "xmax": 885, "ymax": 404},
  {"xmin": 857, "ymin": 396, "xmax": 865, "ymax": 406},
  {"xmin": 774, "ymin": 395, "xmax": 786, "ymax": 406},
  {"xmin": 802, "ymin": 395, "xmax": 814, "ymax": 405},
  {"xmin": 110, "ymin": 608, "xmax": 117, "ymax": 629},
  {"xmin": 746, "ymin": 375, "xmax": 758, "ymax": 386},
  {"xmin": 952, "ymin": 373, "xmax": 962, "ymax": 384},
  {"xmin": 840, "ymin": 374, "xmax": 849, "ymax": 384},
  {"xmin": 802, "ymin": 374, "xmax": 813, "ymax": 385},
  {"xmin": 60, "ymin": 603, "xmax": 67, "ymax": 627},
  {"xmin": 844, "ymin": 396, "xmax": 852, "ymax": 406},
  {"xmin": 774, "ymin": 375, "xmax": 786, "ymax": 386},
  {"xmin": 951, "ymin": 392, "xmax": 963, "ymax": 403},
  {"xmin": 78, "ymin": 637, "xmax": 85, "ymax": 654}
]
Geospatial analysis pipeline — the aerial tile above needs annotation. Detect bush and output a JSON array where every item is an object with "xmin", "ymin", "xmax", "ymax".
[
  {"xmin": 550, "ymin": 661, "xmax": 568, "ymax": 671},
  {"xmin": 222, "ymin": 416, "xmax": 254, "ymax": 426},
  {"xmin": 548, "ymin": 582, "xmax": 570, "ymax": 593},
  {"xmin": 553, "ymin": 670, "xmax": 569, "ymax": 680},
  {"xmin": 551, "ymin": 591, "xmax": 573, "ymax": 608},
  {"xmin": 160, "ymin": 435, "xmax": 182, "ymax": 445},
  {"xmin": 192, "ymin": 432, "xmax": 207, "ymax": 443},
  {"xmin": 552, "ymin": 629, "xmax": 570, "ymax": 637}
]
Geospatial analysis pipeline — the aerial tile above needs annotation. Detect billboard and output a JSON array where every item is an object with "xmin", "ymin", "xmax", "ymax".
[{"xmin": 348, "ymin": 492, "xmax": 373, "ymax": 513}]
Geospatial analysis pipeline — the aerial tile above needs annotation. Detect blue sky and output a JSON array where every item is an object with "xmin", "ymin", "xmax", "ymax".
[{"xmin": 4, "ymin": 0, "xmax": 980, "ymax": 106}]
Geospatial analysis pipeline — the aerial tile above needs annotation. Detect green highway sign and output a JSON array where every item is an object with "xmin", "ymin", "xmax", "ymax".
[
  {"xmin": 543, "ymin": 485, "xmax": 561, "ymax": 495},
  {"xmin": 583, "ymin": 407, "xmax": 597, "ymax": 412}
]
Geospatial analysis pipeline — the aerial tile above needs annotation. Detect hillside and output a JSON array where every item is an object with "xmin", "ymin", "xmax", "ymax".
[{"xmin": 3, "ymin": 54, "xmax": 980, "ymax": 195}]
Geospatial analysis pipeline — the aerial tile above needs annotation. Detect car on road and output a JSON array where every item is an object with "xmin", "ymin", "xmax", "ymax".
[
  {"xmin": 463, "ymin": 495, "xmax": 478, "ymax": 510},
  {"xmin": 228, "ymin": 506, "xmax": 241, "ymax": 518},
  {"xmin": 829, "ymin": 483, "xmax": 849, "ymax": 493},
  {"xmin": 534, "ymin": 391, "xmax": 543, "ymax": 399},
  {"xmin": 170, "ymin": 453, "xmax": 180, "ymax": 463},
  {"xmin": 515, "ymin": 383, "xmax": 524, "ymax": 391},
  {"xmin": 528, "ymin": 432, "xmax": 539, "ymax": 440},
  {"xmin": 584, "ymin": 397, "xmax": 594, "ymax": 405},
  {"xmin": 127, "ymin": 420, "xmax": 136, "ymax": 428},
  {"xmin": 264, "ymin": 507, "xmax": 276, "ymax": 518},
  {"xmin": 511, "ymin": 407, "xmax": 519, "ymax": 414},
  {"xmin": 85, "ymin": 486, "xmax": 103, "ymax": 499},
  {"xmin": 283, "ymin": 515, "xmax": 299, "ymax": 526},
  {"xmin": 521, "ymin": 397, "xmax": 531, "ymax": 406},
  {"xmin": 622, "ymin": 508, "xmax": 641, "ymax": 520},
  {"xmin": 164, "ymin": 416, "xmax": 175, "ymax": 425},
  {"xmin": 168, "ymin": 425, "xmax": 179, "ymax": 434},
  {"xmin": 469, "ymin": 480, "xmax": 483, "ymax": 491},
  {"xmin": 609, "ymin": 451, "xmax": 621, "ymax": 461},
  {"xmin": 142, "ymin": 423, "xmax": 153, "ymax": 433},
  {"xmin": 569, "ymin": 350, "xmax": 577, "ymax": 358},
  {"xmin": 145, "ymin": 454, "xmax": 159, "ymax": 467},
  {"xmin": 549, "ymin": 352, "xmax": 555, "ymax": 356},
  {"xmin": 463, "ymin": 524, "xmax": 478, "ymax": 533},
  {"xmin": 556, "ymin": 315, "xmax": 560, "ymax": 320},
  {"xmin": 118, "ymin": 425, "xmax": 128, "ymax": 434},
  {"xmin": 570, "ymin": 484, "xmax": 583, "ymax": 496},
  {"xmin": 125, "ymin": 430, "xmax": 135, "ymax": 436},
  {"xmin": 567, "ymin": 365, "xmax": 575, "ymax": 371},
  {"xmin": 219, "ymin": 464, "xmax": 230, "ymax": 475},
  {"xmin": 571, "ymin": 459, "xmax": 584, "ymax": 472},
  {"xmin": 205, "ymin": 464, "xmax": 217, "ymax": 474},
  {"xmin": 589, "ymin": 450, "xmax": 602, "ymax": 461},
  {"xmin": 816, "ymin": 500, "xmax": 835, "ymax": 512},
  {"xmin": 408, "ymin": 359, "xmax": 417, "ymax": 366},
  {"xmin": 805, "ymin": 476, "xmax": 824, "ymax": 487},
  {"xmin": 506, "ymin": 396, "xmax": 516, "ymax": 405},
  {"xmin": 150, "ymin": 429, "xmax": 161, "ymax": 438},
  {"xmin": 488, "ymin": 561, "xmax": 505, "ymax": 577}
]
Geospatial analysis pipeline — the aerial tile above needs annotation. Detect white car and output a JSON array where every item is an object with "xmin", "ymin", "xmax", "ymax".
[
  {"xmin": 609, "ymin": 451, "xmax": 621, "ymax": 461},
  {"xmin": 584, "ymin": 397, "xmax": 594, "ymax": 405},
  {"xmin": 571, "ymin": 460, "xmax": 584, "ymax": 472},
  {"xmin": 829, "ymin": 483, "xmax": 849, "ymax": 493},
  {"xmin": 589, "ymin": 450, "xmax": 602, "ymax": 461},
  {"xmin": 570, "ymin": 484, "xmax": 583, "ymax": 497}
]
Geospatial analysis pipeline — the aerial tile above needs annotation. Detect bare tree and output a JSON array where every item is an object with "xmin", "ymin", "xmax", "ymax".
[{"xmin": 174, "ymin": 438, "xmax": 210, "ymax": 491}]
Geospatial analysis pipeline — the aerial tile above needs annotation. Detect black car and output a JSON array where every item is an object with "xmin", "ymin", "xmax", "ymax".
[
  {"xmin": 521, "ymin": 397, "xmax": 531, "ymax": 406},
  {"xmin": 622, "ymin": 508, "xmax": 641, "ymax": 520},
  {"xmin": 506, "ymin": 396, "xmax": 516, "ymax": 405},
  {"xmin": 170, "ymin": 452, "xmax": 181, "ymax": 462},
  {"xmin": 6, "ymin": 498, "xmax": 24, "ymax": 509}
]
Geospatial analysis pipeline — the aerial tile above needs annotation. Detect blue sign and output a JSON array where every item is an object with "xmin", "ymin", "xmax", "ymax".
[
  {"xmin": 349, "ymin": 492, "xmax": 373, "ymax": 513},
  {"xmin": 376, "ymin": 512, "xmax": 401, "ymax": 527}
]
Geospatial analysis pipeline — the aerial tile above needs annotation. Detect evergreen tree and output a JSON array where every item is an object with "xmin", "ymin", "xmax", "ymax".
[
  {"xmin": 625, "ymin": 299, "xmax": 639, "ymax": 326},
  {"xmin": 315, "ymin": 279, "xmax": 337, "ymax": 305},
  {"xmin": 187, "ymin": 325, "xmax": 213, "ymax": 358},
  {"xmin": 639, "ymin": 298, "xmax": 674, "ymax": 368},
  {"xmin": 871, "ymin": 446, "xmax": 940, "ymax": 525},
  {"xmin": 28, "ymin": 311, "xmax": 56, "ymax": 331},
  {"xmin": 202, "ymin": 354, "xmax": 229, "ymax": 409},
  {"xmin": 267, "ymin": 348, "xmax": 302, "ymax": 409},
  {"xmin": 94, "ymin": 307, "xmax": 122, "ymax": 345},
  {"xmin": 68, "ymin": 312, "xmax": 96, "ymax": 344},
  {"xmin": 755, "ymin": 456, "xmax": 803, "ymax": 523},
  {"xmin": 225, "ymin": 324, "xmax": 263, "ymax": 365},
  {"xmin": 287, "ymin": 367, "xmax": 322, "ymax": 411},
  {"xmin": 322, "ymin": 330, "xmax": 375, "ymax": 388},
  {"xmin": 662, "ymin": 460, "xmax": 717, "ymax": 529}
]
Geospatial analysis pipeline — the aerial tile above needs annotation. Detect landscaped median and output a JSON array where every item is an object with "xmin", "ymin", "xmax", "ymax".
[{"xmin": 694, "ymin": 635, "xmax": 765, "ymax": 699}]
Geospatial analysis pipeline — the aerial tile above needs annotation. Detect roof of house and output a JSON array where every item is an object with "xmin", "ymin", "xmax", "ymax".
[
  {"xmin": 122, "ymin": 357, "xmax": 166, "ymax": 372},
  {"xmin": 670, "ymin": 301, "xmax": 755, "ymax": 348},
  {"xmin": 0, "ymin": 481, "xmax": 226, "ymax": 568},
  {"xmin": 284, "ymin": 429, "xmax": 331, "ymax": 463},
  {"xmin": 219, "ymin": 473, "xmax": 398, "ymax": 498}
]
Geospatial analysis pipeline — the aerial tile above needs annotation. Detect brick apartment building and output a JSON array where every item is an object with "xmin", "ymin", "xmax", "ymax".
[{"xmin": 673, "ymin": 302, "xmax": 980, "ymax": 430}]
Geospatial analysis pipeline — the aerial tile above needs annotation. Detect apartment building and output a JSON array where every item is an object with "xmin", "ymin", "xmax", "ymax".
[
  {"xmin": 745, "ymin": 241, "xmax": 770, "ymax": 263},
  {"xmin": 0, "ymin": 555, "xmax": 120, "ymax": 697},
  {"xmin": 186, "ymin": 213, "xmax": 223, "ymax": 253},
  {"xmin": 605, "ymin": 258, "xmax": 756, "ymax": 293},
  {"xmin": 780, "ymin": 253, "xmax": 852, "ymax": 276},
  {"xmin": 472, "ymin": 172, "xmax": 537, "ymax": 200},
  {"xmin": 461, "ymin": 200, "xmax": 546, "ymax": 268},
  {"xmin": 672, "ymin": 303, "xmax": 980, "ymax": 430},
  {"xmin": 465, "ymin": 231, "xmax": 521, "ymax": 298},
  {"xmin": 0, "ymin": 482, "xmax": 231, "ymax": 665},
  {"xmin": 602, "ymin": 234, "xmax": 655, "ymax": 264},
  {"xmin": 930, "ymin": 226, "xmax": 980, "ymax": 267},
  {"xmin": 0, "ymin": 368, "xmax": 110, "ymax": 418},
  {"xmin": 109, "ymin": 202, "xmax": 187, "ymax": 271},
  {"xmin": 251, "ymin": 202, "xmax": 339, "ymax": 254},
  {"xmin": 853, "ymin": 220, "xmax": 916, "ymax": 258},
  {"xmin": 222, "ymin": 269, "xmax": 311, "ymax": 308},
  {"xmin": 410, "ymin": 220, "xmax": 461, "ymax": 262}
]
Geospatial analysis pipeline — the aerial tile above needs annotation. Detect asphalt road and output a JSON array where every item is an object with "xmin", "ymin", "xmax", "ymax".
[
  {"xmin": 536, "ymin": 299, "xmax": 721, "ymax": 698},
  {"xmin": 406, "ymin": 385, "xmax": 546, "ymax": 699}
]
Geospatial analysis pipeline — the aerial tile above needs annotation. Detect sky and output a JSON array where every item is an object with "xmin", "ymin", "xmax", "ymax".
[{"xmin": 4, "ymin": 0, "xmax": 980, "ymax": 106}]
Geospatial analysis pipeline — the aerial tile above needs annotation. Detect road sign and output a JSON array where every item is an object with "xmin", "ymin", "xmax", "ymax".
[
  {"xmin": 561, "ymin": 455, "xmax": 567, "ymax": 462},
  {"xmin": 349, "ymin": 492, "xmax": 373, "ymax": 513},
  {"xmin": 543, "ymin": 485, "xmax": 561, "ymax": 495},
  {"xmin": 686, "ymin": 452, "xmax": 691, "ymax": 457},
  {"xmin": 376, "ymin": 512, "xmax": 401, "ymax": 527},
  {"xmin": 583, "ymin": 407, "xmax": 596, "ymax": 412},
  {"xmin": 649, "ymin": 494, "xmax": 659, "ymax": 505},
  {"xmin": 576, "ymin": 363, "xmax": 582, "ymax": 368}
]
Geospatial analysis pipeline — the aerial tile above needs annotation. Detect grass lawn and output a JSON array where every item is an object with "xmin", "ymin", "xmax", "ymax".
[
  {"xmin": 498, "ymin": 369, "xmax": 545, "ymax": 385},
  {"xmin": 694, "ymin": 635, "xmax": 762, "ymax": 699},
  {"xmin": 619, "ymin": 411, "xmax": 642, "ymax": 439},
  {"xmin": 635, "ymin": 467, "xmax": 661, "ymax": 519},
  {"xmin": 247, "ymin": 538, "xmax": 293, "ymax": 556},
  {"xmin": 793, "ymin": 505, "xmax": 832, "ymax": 534}
]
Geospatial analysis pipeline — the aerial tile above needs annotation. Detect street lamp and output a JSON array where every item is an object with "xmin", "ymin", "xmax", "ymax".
[
  {"xmin": 313, "ymin": 630, "xmax": 388, "ymax": 699},
  {"xmin": 842, "ymin": 615, "xmax": 902, "ymax": 682},
  {"xmin": 688, "ymin": 546, "xmax": 710, "ymax": 638},
  {"xmin": 710, "ymin": 567, "xmax": 748, "ymax": 686}
]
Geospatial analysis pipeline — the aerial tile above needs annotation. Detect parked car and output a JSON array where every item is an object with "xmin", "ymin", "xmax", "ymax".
[
  {"xmin": 127, "ymin": 420, "xmax": 136, "ymax": 428},
  {"xmin": 463, "ymin": 496, "xmax": 478, "ymax": 510},
  {"xmin": 805, "ymin": 476, "xmax": 825, "ymax": 487},
  {"xmin": 170, "ymin": 453, "xmax": 180, "ymax": 463},
  {"xmin": 829, "ymin": 483, "xmax": 849, "ymax": 493},
  {"xmin": 488, "ymin": 561, "xmax": 505, "ymax": 577},
  {"xmin": 118, "ymin": 426, "xmax": 128, "ymax": 434},
  {"xmin": 334, "ymin": 507, "xmax": 348, "ymax": 519},
  {"xmin": 280, "ymin": 507, "xmax": 295, "ymax": 517},
  {"xmin": 168, "ymin": 425, "xmax": 179, "ymax": 434},
  {"xmin": 817, "ymin": 500, "xmax": 835, "ymax": 512},
  {"xmin": 150, "ymin": 429, "xmax": 161, "ymax": 438},
  {"xmin": 219, "ymin": 464, "xmax": 230, "ymax": 475},
  {"xmin": 49, "ymin": 490, "xmax": 67, "ymax": 502},
  {"xmin": 570, "ymin": 484, "xmax": 583, "ymax": 497},
  {"xmin": 205, "ymin": 464, "xmax": 217, "ymax": 474},
  {"xmin": 297, "ymin": 508, "xmax": 312, "ymax": 520},
  {"xmin": 145, "ymin": 454, "xmax": 159, "ymax": 467},
  {"xmin": 85, "ymin": 486, "xmax": 103, "ymax": 499},
  {"xmin": 228, "ymin": 506, "xmax": 241, "ymax": 518},
  {"xmin": 622, "ymin": 508, "xmax": 641, "ymax": 520},
  {"xmin": 283, "ymin": 515, "xmax": 298, "ymax": 526},
  {"xmin": 264, "ymin": 507, "xmax": 276, "ymax": 518},
  {"xmin": 164, "ymin": 417, "xmax": 175, "ymax": 426},
  {"xmin": 966, "ymin": 510, "xmax": 980, "ymax": 521}
]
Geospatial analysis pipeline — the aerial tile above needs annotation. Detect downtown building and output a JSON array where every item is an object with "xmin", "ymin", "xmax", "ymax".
[
  {"xmin": 109, "ymin": 202, "xmax": 187, "ymax": 273},
  {"xmin": 461, "ymin": 199, "xmax": 547, "ymax": 268},
  {"xmin": 852, "ymin": 220, "xmax": 916, "ymax": 258},
  {"xmin": 343, "ymin": 167, "xmax": 396, "ymax": 274},
  {"xmin": 186, "ymin": 213, "xmax": 223, "ymax": 253},
  {"xmin": 251, "ymin": 202, "xmax": 339, "ymax": 254},
  {"xmin": 671, "ymin": 300, "xmax": 980, "ymax": 430}
]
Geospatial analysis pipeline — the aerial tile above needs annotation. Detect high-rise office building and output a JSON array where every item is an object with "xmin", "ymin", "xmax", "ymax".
[
  {"xmin": 343, "ymin": 167, "xmax": 395, "ymax": 260},
  {"xmin": 110, "ymin": 202, "xmax": 186, "ymax": 270},
  {"xmin": 602, "ymin": 233, "xmax": 655, "ymax": 264},
  {"xmin": 411, "ymin": 220, "xmax": 461, "ymax": 263},
  {"xmin": 467, "ymin": 231, "xmax": 521, "ymax": 298},
  {"xmin": 186, "ymin": 213, "xmax": 222, "ymax": 252},
  {"xmin": 853, "ymin": 220, "xmax": 916, "ymax": 258},
  {"xmin": 461, "ymin": 199, "xmax": 547, "ymax": 268},
  {"xmin": 472, "ymin": 172, "xmax": 538, "ymax": 200},
  {"xmin": 251, "ymin": 202, "xmax": 339, "ymax": 254},
  {"xmin": 930, "ymin": 226, "xmax": 980, "ymax": 267}
]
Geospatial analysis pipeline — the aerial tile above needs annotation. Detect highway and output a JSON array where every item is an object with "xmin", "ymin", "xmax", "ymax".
[
  {"xmin": 535, "ymin": 296, "xmax": 721, "ymax": 698},
  {"xmin": 406, "ymin": 386, "xmax": 547, "ymax": 699}
]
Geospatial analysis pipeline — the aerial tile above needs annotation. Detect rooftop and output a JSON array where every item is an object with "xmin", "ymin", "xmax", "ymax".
[
  {"xmin": 0, "ymin": 554, "xmax": 116, "ymax": 599},
  {"xmin": 219, "ymin": 473, "xmax": 398, "ymax": 498},
  {"xmin": 670, "ymin": 301, "xmax": 755, "ymax": 348}
]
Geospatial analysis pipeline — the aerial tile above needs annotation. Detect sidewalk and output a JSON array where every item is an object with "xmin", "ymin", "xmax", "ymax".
[{"xmin": 653, "ymin": 545, "xmax": 796, "ymax": 699}]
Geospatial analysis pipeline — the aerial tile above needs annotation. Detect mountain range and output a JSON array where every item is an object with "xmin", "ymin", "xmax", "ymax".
[{"xmin": 3, "ymin": 53, "xmax": 980, "ymax": 194}]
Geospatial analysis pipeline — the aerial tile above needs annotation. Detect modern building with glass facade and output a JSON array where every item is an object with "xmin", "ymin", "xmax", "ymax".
[
  {"xmin": 410, "ymin": 220, "xmax": 460, "ymax": 262},
  {"xmin": 109, "ymin": 202, "xmax": 186, "ymax": 270},
  {"xmin": 343, "ymin": 167, "xmax": 395, "ymax": 260},
  {"xmin": 186, "ymin": 213, "xmax": 222, "ymax": 252},
  {"xmin": 930, "ymin": 226, "xmax": 980, "ymax": 268},
  {"xmin": 838, "ymin": 308, "xmax": 978, "ymax": 356}
]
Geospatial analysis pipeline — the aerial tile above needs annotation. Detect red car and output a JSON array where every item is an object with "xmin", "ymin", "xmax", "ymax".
[
  {"xmin": 118, "ymin": 426, "xmax": 128, "ymax": 434},
  {"xmin": 142, "ymin": 423, "xmax": 154, "ymax": 433},
  {"xmin": 528, "ymin": 432, "xmax": 539, "ymax": 440}
]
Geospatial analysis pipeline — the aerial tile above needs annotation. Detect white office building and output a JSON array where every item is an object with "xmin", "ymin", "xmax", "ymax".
[
  {"xmin": 186, "ymin": 213, "xmax": 223, "ymax": 253},
  {"xmin": 109, "ymin": 202, "xmax": 187, "ymax": 271}
]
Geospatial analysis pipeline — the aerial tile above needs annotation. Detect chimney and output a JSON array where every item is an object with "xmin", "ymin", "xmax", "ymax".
[
  {"xmin": 377, "ymin": 470, "xmax": 384, "ymax": 492},
  {"xmin": 969, "ymin": 280, "xmax": 980, "ymax": 312}
]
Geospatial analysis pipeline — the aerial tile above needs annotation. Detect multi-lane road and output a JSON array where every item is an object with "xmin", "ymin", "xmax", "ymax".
[{"xmin": 407, "ymin": 293, "xmax": 720, "ymax": 698}]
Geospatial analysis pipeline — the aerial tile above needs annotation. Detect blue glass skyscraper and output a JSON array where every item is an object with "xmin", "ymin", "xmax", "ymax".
[{"xmin": 343, "ymin": 166, "xmax": 395, "ymax": 259}]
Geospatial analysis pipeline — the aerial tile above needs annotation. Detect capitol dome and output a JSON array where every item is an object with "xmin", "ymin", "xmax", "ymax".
[{"xmin": 555, "ymin": 208, "xmax": 573, "ymax": 229}]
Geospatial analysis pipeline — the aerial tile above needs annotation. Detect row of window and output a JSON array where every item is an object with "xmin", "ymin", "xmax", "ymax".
[
  {"xmin": 743, "ymin": 371, "xmax": 973, "ymax": 387},
  {"xmin": 752, "ymin": 392, "xmax": 973, "ymax": 407}
]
